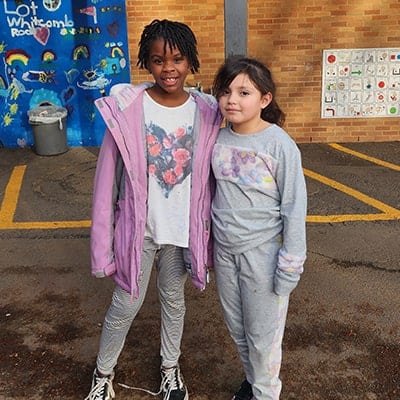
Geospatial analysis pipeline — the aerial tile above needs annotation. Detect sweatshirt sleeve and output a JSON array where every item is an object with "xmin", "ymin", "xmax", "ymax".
[
  {"xmin": 273, "ymin": 140, "xmax": 307, "ymax": 296},
  {"xmin": 90, "ymin": 129, "xmax": 120, "ymax": 278}
]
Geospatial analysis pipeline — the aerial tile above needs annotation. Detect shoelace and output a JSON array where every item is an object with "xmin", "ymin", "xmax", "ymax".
[
  {"xmin": 118, "ymin": 367, "xmax": 182, "ymax": 398},
  {"xmin": 160, "ymin": 368, "xmax": 181, "ymax": 398},
  {"xmin": 85, "ymin": 375, "xmax": 115, "ymax": 400}
]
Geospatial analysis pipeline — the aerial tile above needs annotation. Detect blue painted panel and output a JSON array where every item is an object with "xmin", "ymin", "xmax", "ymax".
[{"xmin": 0, "ymin": 0, "xmax": 130, "ymax": 148}]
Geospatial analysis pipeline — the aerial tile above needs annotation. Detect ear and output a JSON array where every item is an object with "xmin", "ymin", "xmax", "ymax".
[{"xmin": 261, "ymin": 92, "xmax": 273, "ymax": 109}]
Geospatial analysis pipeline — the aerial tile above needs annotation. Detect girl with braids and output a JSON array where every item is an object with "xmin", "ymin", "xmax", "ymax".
[
  {"xmin": 86, "ymin": 19, "xmax": 222, "ymax": 400},
  {"xmin": 211, "ymin": 57, "xmax": 307, "ymax": 400}
]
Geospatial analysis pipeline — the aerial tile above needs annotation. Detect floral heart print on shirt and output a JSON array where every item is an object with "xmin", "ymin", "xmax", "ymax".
[{"xmin": 146, "ymin": 123, "xmax": 193, "ymax": 198}]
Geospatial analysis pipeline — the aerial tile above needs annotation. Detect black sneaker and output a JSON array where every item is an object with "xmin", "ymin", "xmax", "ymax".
[
  {"xmin": 84, "ymin": 369, "xmax": 115, "ymax": 400},
  {"xmin": 232, "ymin": 379, "xmax": 253, "ymax": 400},
  {"xmin": 160, "ymin": 365, "xmax": 189, "ymax": 400}
]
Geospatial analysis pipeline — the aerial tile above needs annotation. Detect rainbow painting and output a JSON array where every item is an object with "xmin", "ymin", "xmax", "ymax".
[
  {"xmin": 72, "ymin": 45, "xmax": 90, "ymax": 60},
  {"xmin": 0, "ymin": 75, "xmax": 6, "ymax": 89},
  {"xmin": 110, "ymin": 46, "xmax": 125, "ymax": 58},
  {"xmin": 42, "ymin": 50, "xmax": 57, "ymax": 63},
  {"xmin": 4, "ymin": 49, "xmax": 31, "ymax": 66}
]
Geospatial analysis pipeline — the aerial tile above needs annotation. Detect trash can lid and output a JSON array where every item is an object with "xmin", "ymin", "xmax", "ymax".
[{"xmin": 28, "ymin": 106, "xmax": 67, "ymax": 124}]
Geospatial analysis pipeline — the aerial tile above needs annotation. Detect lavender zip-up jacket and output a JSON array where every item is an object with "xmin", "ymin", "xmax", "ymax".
[{"xmin": 90, "ymin": 83, "xmax": 223, "ymax": 298}]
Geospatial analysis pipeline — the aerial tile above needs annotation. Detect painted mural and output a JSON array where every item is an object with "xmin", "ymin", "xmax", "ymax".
[{"xmin": 0, "ymin": 0, "xmax": 130, "ymax": 148}]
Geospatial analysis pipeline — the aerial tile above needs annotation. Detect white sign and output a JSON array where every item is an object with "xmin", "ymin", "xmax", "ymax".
[{"xmin": 321, "ymin": 48, "xmax": 400, "ymax": 118}]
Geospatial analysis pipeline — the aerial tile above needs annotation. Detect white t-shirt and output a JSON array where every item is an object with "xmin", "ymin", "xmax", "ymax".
[{"xmin": 143, "ymin": 91, "xmax": 196, "ymax": 247}]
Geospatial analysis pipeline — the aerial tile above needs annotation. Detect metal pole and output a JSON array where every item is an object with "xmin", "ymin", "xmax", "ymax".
[{"xmin": 224, "ymin": 0, "xmax": 247, "ymax": 58}]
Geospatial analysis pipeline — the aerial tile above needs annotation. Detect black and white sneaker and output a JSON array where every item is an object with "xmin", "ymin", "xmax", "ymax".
[
  {"xmin": 85, "ymin": 369, "xmax": 115, "ymax": 400},
  {"xmin": 160, "ymin": 365, "xmax": 189, "ymax": 400},
  {"xmin": 232, "ymin": 379, "xmax": 253, "ymax": 400}
]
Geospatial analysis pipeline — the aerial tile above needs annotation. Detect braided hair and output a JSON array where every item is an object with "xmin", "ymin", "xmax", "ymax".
[
  {"xmin": 137, "ymin": 19, "xmax": 200, "ymax": 74},
  {"xmin": 213, "ymin": 56, "xmax": 286, "ymax": 127}
]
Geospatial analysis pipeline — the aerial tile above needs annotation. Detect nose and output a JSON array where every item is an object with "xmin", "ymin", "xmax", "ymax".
[
  {"xmin": 162, "ymin": 60, "xmax": 175, "ymax": 71},
  {"xmin": 227, "ymin": 93, "xmax": 237, "ymax": 104}
]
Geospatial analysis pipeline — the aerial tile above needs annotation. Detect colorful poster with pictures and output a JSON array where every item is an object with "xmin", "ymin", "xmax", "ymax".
[
  {"xmin": 321, "ymin": 48, "xmax": 400, "ymax": 118},
  {"xmin": 0, "ymin": 0, "xmax": 130, "ymax": 148}
]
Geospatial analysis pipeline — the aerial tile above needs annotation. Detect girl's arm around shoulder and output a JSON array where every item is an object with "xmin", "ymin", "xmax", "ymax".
[{"xmin": 190, "ymin": 90, "xmax": 220, "ymax": 112}]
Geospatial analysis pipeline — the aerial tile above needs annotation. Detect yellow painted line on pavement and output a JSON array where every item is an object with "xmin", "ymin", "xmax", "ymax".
[
  {"xmin": 0, "ymin": 165, "xmax": 91, "ymax": 230},
  {"xmin": 329, "ymin": 143, "xmax": 400, "ymax": 171},
  {"xmin": 304, "ymin": 168, "xmax": 400, "ymax": 222},
  {"xmin": 0, "ymin": 165, "xmax": 26, "ymax": 224},
  {"xmin": 1, "ymin": 162, "xmax": 399, "ymax": 229},
  {"xmin": 306, "ymin": 212, "xmax": 399, "ymax": 223},
  {"xmin": 0, "ymin": 220, "xmax": 91, "ymax": 230}
]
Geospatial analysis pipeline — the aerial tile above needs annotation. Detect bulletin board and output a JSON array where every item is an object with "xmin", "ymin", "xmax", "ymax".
[
  {"xmin": 321, "ymin": 48, "xmax": 400, "ymax": 118},
  {"xmin": 0, "ymin": 0, "xmax": 130, "ymax": 148}
]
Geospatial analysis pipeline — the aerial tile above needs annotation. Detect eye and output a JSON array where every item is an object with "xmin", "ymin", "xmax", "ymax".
[
  {"xmin": 240, "ymin": 90, "xmax": 250, "ymax": 96},
  {"xmin": 151, "ymin": 57, "xmax": 163, "ymax": 65}
]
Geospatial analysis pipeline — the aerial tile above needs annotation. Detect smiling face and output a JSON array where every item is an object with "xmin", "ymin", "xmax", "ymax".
[
  {"xmin": 146, "ymin": 38, "xmax": 191, "ymax": 106},
  {"xmin": 218, "ymin": 73, "xmax": 272, "ymax": 134}
]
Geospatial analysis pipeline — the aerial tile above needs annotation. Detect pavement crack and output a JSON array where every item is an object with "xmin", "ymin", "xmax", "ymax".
[
  {"xmin": 309, "ymin": 251, "xmax": 399, "ymax": 273},
  {"xmin": 331, "ymin": 258, "xmax": 399, "ymax": 273}
]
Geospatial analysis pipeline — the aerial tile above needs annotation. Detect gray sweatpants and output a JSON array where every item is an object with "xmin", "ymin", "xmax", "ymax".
[
  {"xmin": 214, "ymin": 240, "xmax": 289, "ymax": 400},
  {"xmin": 96, "ymin": 238, "xmax": 188, "ymax": 375}
]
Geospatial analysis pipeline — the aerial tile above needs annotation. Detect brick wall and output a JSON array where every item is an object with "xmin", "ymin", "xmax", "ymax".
[{"xmin": 126, "ymin": 1, "xmax": 400, "ymax": 143}]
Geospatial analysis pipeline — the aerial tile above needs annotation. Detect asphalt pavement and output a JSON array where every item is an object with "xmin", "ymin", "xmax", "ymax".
[{"xmin": 0, "ymin": 141, "xmax": 399, "ymax": 399}]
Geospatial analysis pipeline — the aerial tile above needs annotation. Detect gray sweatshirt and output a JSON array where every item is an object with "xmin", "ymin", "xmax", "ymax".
[{"xmin": 211, "ymin": 124, "xmax": 307, "ymax": 294}]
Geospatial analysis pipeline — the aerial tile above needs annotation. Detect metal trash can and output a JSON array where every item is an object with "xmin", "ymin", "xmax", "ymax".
[{"xmin": 28, "ymin": 106, "xmax": 68, "ymax": 156}]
